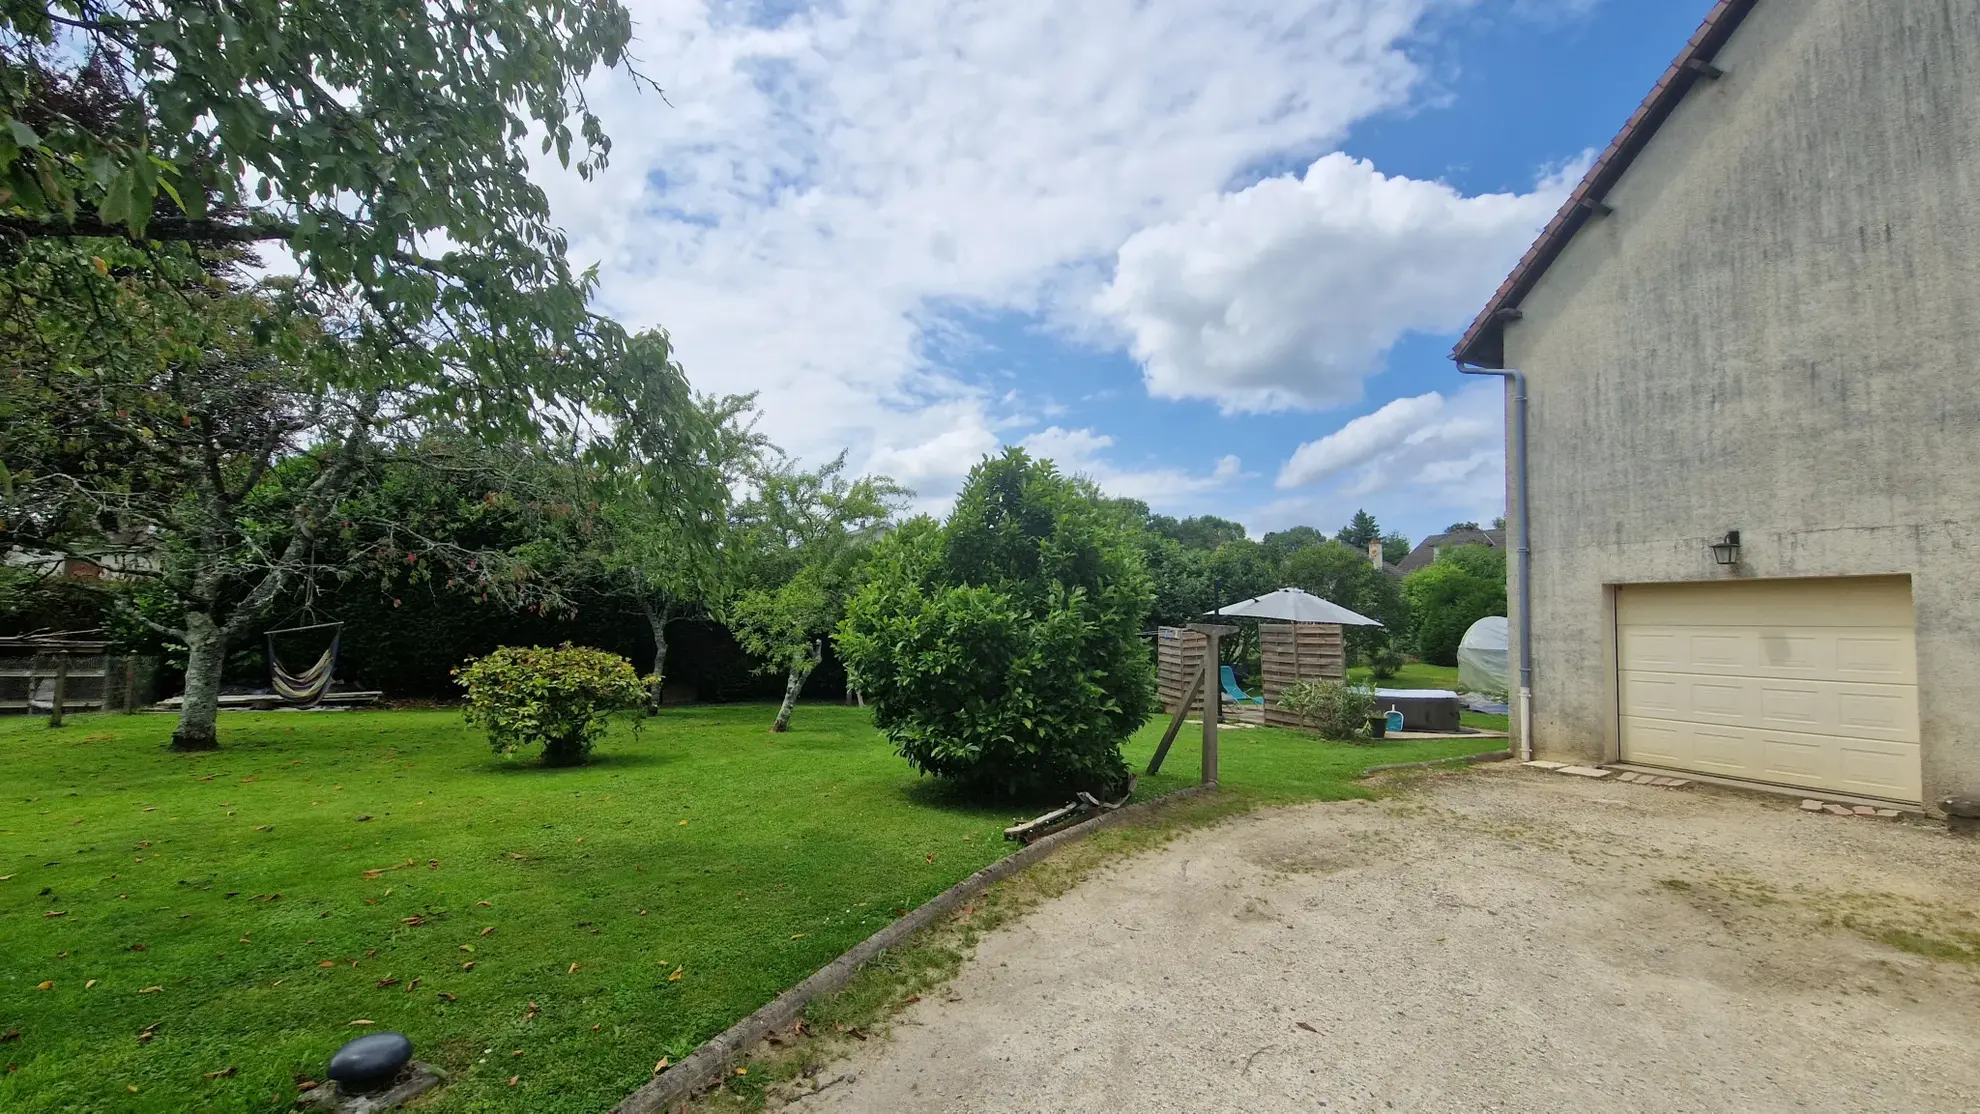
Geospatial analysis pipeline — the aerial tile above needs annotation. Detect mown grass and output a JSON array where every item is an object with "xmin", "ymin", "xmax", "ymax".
[{"xmin": 0, "ymin": 703, "xmax": 1494, "ymax": 1113}]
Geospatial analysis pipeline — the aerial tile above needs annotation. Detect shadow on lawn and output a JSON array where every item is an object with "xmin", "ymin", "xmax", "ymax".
[{"xmin": 474, "ymin": 747, "xmax": 689, "ymax": 775}]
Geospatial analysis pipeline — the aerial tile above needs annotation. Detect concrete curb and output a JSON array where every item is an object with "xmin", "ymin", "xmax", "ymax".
[
  {"xmin": 609, "ymin": 783, "xmax": 1221, "ymax": 1114},
  {"xmin": 1360, "ymin": 750, "xmax": 1512, "ymax": 776}
]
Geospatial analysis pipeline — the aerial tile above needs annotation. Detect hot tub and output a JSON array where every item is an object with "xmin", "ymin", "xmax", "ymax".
[{"xmin": 1373, "ymin": 688, "xmax": 1462, "ymax": 733}]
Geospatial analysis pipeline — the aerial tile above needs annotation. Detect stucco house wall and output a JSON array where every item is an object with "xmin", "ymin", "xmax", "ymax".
[{"xmin": 1498, "ymin": 0, "xmax": 1980, "ymax": 803}]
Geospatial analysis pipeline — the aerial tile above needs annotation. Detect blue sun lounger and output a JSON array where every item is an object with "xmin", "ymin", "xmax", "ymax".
[{"xmin": 1220, "ymin": 665, "xmax": 1264, "ymax": 705}]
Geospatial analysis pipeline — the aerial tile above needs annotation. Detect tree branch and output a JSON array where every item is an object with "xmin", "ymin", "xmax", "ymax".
[{"xmin": 0, "ymin": 214, "xmax": 300, "ymax": 243}]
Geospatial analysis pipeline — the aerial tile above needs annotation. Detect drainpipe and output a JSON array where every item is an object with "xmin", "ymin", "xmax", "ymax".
[{"xmin": 1457, "ymin": 362, "xmax": 1534, "ymax": 762}]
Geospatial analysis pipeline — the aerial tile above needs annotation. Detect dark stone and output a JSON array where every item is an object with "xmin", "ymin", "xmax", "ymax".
[
  {"xmin": 328, "ymin": 1032, "xmax": 414, "ymax": 1091},
  {"xmin": 1939, "ymin": 796, "xmax": 1980, "ymax": 819}
]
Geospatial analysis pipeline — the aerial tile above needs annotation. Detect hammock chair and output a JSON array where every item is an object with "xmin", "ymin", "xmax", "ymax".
[{"xmin": 265, "ymin": 617, "xmax": 343, "ymax": 706}]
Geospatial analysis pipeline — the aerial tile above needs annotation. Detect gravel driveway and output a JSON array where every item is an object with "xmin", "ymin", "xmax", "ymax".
[{"xmin": 778, "ymin": 765, "xmax": 1980, "ymax": 1113}]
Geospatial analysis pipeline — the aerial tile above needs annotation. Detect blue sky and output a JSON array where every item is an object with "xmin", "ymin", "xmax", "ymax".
[{"xmin": 537, "ymin": 0, "xmax": 1715, "ymax": 546}]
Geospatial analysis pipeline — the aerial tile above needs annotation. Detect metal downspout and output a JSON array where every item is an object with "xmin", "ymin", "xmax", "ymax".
[{"xmin": 1457, "ymin": 362, "xmax": 1534, "ymax": 762}]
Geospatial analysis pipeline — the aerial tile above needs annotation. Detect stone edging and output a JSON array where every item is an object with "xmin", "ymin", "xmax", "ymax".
[
  {"xmin": 1360, "ymin": 750, "xmax": 1512, "ymax": 776},
  {"xmin": 608, "ymin": 783, "xmax": 1220, "ymax": 1114}
]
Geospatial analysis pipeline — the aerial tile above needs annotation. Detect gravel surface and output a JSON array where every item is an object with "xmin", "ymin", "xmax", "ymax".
[{"xmin": 777, "ymin": 766, "xmax": 1980, "ymax": 1113}]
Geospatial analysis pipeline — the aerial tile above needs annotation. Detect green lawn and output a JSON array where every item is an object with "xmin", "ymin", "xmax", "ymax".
[
  {"xmin": 1345, "ymin": 661, "xmax": 1511, "ymax": 733},
  {"xmin": 1, "ymin": 704, "xmax": 1496, "ymax": 1113}
]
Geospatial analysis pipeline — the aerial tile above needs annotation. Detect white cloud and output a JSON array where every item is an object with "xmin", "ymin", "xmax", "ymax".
[
  {"xmin": 1019, "ymin": 426, "xmax": 1245, "ymax": 506},
  {"xmin": 1273, "ymin": 383, "xmax": 1505, "ymax": 511},
  {"xmin": 1094, "ymin": 152, "xmax": 1581, "ymax": 413},
  {"xmin": 530, "ymin": 0, "xmax": 1460, "ymax": 500}
]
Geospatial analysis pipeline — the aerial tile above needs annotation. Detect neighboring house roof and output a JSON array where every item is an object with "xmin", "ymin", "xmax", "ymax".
[
  {"xmin": 1393, "ymin": 528, "xmax": 1506, "ymax": 576},
  {"xmin": 1450, "ymin": 0, "xmax": 1761, "ymax": 368}
]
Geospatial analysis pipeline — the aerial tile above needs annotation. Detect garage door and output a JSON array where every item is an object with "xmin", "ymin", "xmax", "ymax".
[{"xmin": 1617, "ymin": 577, "xmax": 1919, "ymax": 803}]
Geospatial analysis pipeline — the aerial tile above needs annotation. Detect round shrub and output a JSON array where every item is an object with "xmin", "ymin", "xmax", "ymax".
[
  {"xmin": 455, "ymin": 644, "xmax": 646, "ymax": 766},
  {"xmin": 1278, "ymin": 678, "xmax": 1379, "ymax": 741},
  {"xmin": 836, "ymin": 450, "xmax": 1156, "ymax": 799}
]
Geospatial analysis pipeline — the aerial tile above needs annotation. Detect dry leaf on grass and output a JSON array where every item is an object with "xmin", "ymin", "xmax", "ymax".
[
  {"xmin": 475, "ymin": 900, "xmax": 492, "ymax": 907},
  {"xmin": 567, "ymin": 962, "xmax": 579, "ymax": 975},
  {"xmin": 34, "ymin": 981, "xmax": 52, "ymax": 991},
  {"xmin": 667, "ymin": 967, "xmax": 683, "ymax": 982},
  {"xmin": 506, "ymin": 1075, "xmax": 518, "ymax": 1087},
  {"xmin": 349, "ymin": 1020, "xmax": 373, "ymax": 1026},
  {"xmin": 653, "ymin": 1058, "xmax": 669, "ymax": 1073},
  {"xmin": 139, "ymin": 986, "xmax": 163, "ymax": 994},
  {"xmin": 479, "ymin": 926, "xmax": 495, "ymax": 936},
  {"xmin": 460, "ymin": 961, "xmax": 475, "ymax": 972},
  {"xmin": 203, "ymin": 1066, "xmax": 237, "ymax": 1079},
  {"xmin": 436, "ymin": 992, "xmax": 457, "ymax": 1002}
]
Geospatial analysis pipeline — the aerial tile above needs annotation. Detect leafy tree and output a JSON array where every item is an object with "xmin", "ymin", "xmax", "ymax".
[
  {"xmin": 0, "ymin": 0, "xmax": 702, "ymax": 748},
  {"xmin": 1280, "ymin": 541, "xmax": 1408, "ymax": 663},
  {"xmin": 581, "ymin": 388, "xmax": 770, "ymax": 709},
  {"xmin": 0, "ymin": 0, "xmax": 656, "ymax": 442},
  {"xmin": 729, "ymin": 455, "xmax": 905, "ymax": 732},
  {"xmin": 0, "ymin": 239, "xmax": 702, "ymax": 749},
  {"xmin": 1259, "ymin": 525, "xmax": 1327, "ymax": 564},
  {"xmin": 1402, "ymin": 544, "xmax": 1507, "ymax": 666},
  {"xmin": 837, "ymin": 450, "xmax": 1155, "ymax": 799},
  {"xmin": 1150, "ymin": 514, "xmax": 1247, "ymax": 552},
  {"xmin": 1492, "ymin": 515, "xmax": 1507, "ymax": 530},
  {"xmin": 1381, "ymin": 531, "xmax": 1410, "ymax": 566},
  {"xmin": 1444, "ymin": 521, "xmax": 1484, "ymax": 533}
]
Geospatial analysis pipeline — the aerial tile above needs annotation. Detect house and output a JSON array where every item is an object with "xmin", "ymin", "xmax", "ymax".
[
  {"xmin": 1387, "ymin": 527, "xmax": 1505, "ymax": 577},
  {"xmin": 1451, "ymin": 0, "xmax": 1978, "ymax": 810}
]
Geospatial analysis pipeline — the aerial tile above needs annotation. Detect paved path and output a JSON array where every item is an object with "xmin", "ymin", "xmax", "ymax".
[{"xmin": 775, "ymin": 766, "xmax": 1980, "ymax": 1113}]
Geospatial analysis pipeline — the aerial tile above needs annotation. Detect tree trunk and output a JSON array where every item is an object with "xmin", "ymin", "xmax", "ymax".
[
  {"xmin": 172, "ymin": 613, "xmax": 226, "ymax": 751},
  {"xmin": 642, "ymin": 599, "xmax": 671, "ymax": 712},
  {"xmin": 771, "ymin": 642, "xmax": 821, "ymax": 733}
]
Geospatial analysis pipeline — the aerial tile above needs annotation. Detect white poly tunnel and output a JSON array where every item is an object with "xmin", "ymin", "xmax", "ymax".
[{"xmin": 1457, "ymin": 615, "xmax": 1509, "ymax": 698}]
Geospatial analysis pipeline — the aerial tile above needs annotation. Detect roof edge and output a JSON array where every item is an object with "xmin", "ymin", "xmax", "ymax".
[{"xmin": 1450, "ymin": 0, "xmax": 1761, "ymax": 368}]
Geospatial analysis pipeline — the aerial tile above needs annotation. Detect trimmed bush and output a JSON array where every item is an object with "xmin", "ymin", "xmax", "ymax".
[
  {"xmin": 836, "ymin": 450, "xmax": 1156, "ymax": 799},
  {"xmin": 455, "ymin": 644, "xmax": 646, "ymax": 766},
  {"xmin": 1278, "ymin": 678, "xmax": 1379, "ymax": 741}
]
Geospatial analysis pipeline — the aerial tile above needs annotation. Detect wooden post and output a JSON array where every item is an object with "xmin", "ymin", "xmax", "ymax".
[
  {"xmin": 48, "ymin": 652, "xmax": 68, "ymax": 728},
  {"xmin": 123, "ymin": 656, "xmax": 138, "ymax": 714},
  {"xmin": 1201, "ymin": 627, "xmax": 1221, "ymax": 786}
]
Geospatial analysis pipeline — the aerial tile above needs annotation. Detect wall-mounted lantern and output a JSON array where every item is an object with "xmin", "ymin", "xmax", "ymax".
[{"xmin": 1709, "ymin": 530, "xmax": 1741, "ymax": 566}]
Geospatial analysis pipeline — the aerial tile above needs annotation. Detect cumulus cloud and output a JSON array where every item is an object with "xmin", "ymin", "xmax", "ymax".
[
  {"xmin": 1019, "ymin": 427, "xmax": 1246, "ymax": 505},
  {"xmin": 1275, "ymin": 384, "xmax": 1505, "ymax": 505},
  {"xmin": 526, "ymin": 0, "xmax": 1455, "ymax": 499},
  {"xmin": 1094, "ymin": 153, "xmax": 1580, "ymax": 413}
]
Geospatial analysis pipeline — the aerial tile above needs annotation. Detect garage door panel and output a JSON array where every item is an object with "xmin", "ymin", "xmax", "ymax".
[
  {"xmin": 1838, "ymin": 742, "xmax": 1922, "ymax": 800},
  {"xmin": 1692, "ymin": 727, "xmax": 1756, "ymax": 776},
  {"xmin": 1834, "ymin": 634, "xmax": 1914, "ymax": 681},
  {"xmin": 1620, "ymin": 673, "xmax": 1682, "ymax": 717},
  {"xmin": 1618, "ymin": 579, "xmax": 1919, "ymax": 804},
  {"xmin": 1619, "ymin": 717, "xmax": 1688, "ymax": 767}
]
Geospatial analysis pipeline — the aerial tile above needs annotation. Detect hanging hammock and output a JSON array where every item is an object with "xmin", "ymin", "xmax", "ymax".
[{"xmin": 265, "ymin": 620, "xmax": 343, "ymax": 705}]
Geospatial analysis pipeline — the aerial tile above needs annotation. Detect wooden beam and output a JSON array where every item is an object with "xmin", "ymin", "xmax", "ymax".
[
  {"xmin": 1577, "ymin": 198, "xmax": 1614, "ymax": 217},
  {"xmin": 1146, "ymin": 662, "xmax": 1206, "ymax": 776},
  {"xmin": 1684, "ymin": 57, "xmax": 1724, "ymax": 79}
]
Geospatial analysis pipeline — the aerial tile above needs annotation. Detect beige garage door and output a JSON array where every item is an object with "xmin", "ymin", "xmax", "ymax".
[{"xmin": 1617, "ymin": 577, "xmax": 1919, "ymax": 803}]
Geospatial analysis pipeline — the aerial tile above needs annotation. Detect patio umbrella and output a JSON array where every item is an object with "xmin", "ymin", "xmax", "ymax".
[{"xmin": 1209, "ymin": 587, "xmax": 1383, "ymax": 627}]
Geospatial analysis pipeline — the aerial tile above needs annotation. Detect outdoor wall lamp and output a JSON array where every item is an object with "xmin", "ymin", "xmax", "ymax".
[{"xmin": 1709, "ymin": 530, "xmax": 1741, "ymax": 566}]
